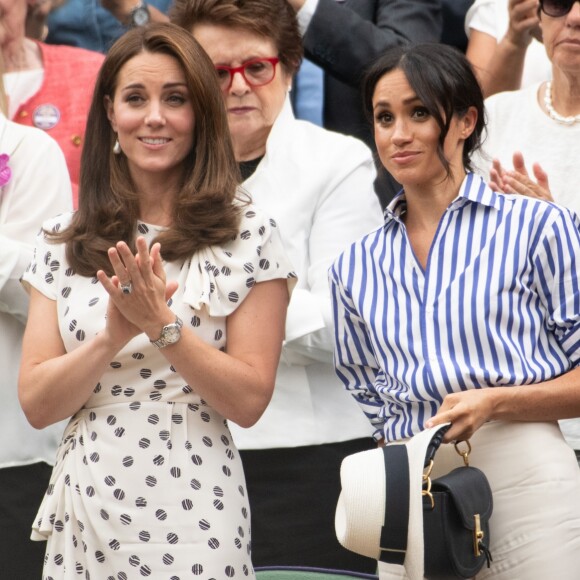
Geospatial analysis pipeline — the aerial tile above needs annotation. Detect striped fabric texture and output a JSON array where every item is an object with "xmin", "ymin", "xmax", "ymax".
[{"xmin": 330, "ymin": 173, "xmax": 580, "ymax": 442}]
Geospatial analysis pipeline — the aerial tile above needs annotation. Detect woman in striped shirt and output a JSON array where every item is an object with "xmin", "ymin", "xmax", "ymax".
[{"xmin": 330, "ymin": 43, "xmax": 580, "ymax": 579}]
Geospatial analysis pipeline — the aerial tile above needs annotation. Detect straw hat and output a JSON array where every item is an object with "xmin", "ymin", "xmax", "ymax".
[{"xmin": 335, "ymin": 424, "xmax": 451, "ymax": 580}]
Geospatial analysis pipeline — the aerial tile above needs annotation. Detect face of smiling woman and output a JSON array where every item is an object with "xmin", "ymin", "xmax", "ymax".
[
  {"xmin": 106, "ymin": 50, "xmax": 195, "ymax": 188},
  {"xmin": 372, "ymin": 68, "xmax": 475, "ymax": 197}
]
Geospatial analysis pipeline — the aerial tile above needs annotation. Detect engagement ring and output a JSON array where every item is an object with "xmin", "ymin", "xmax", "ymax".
[{"xmin": 120, "ymin": 282, "xmax": 133, "ymax": 295}]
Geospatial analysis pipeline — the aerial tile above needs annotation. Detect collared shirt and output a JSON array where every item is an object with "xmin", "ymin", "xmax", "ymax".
[{"xmin": 330, "ymin": 173, "xmax": 580, "ymax": 442}]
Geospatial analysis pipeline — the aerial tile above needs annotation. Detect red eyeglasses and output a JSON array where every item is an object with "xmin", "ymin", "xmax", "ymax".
[
  {"xmin": 214, "ymin": 57, "xmax": 280, "ymax": 91},
  {"xmin": 540, "ymin": 0, "xmax": 580, "ymax": 17}
]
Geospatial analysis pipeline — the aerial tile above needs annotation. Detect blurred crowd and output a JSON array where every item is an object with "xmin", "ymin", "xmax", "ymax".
[{"xmin": 2, "ymin": 1, "xmax": 580, "ymax": 579}]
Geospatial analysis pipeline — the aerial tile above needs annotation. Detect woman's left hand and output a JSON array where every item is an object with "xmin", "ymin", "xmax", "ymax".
[{"xmin": 425, "ymin": 388, "xmax": 498, "ymax": 442}]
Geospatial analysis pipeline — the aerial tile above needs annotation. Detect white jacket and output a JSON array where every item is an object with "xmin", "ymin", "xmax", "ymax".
[
  {"xmin": 229, "ymin": 98, "xmax": 383, "ymax": 448},
  {"xmin": 0, "ymin": 114, "xmax": 72, "ymax": 468}
]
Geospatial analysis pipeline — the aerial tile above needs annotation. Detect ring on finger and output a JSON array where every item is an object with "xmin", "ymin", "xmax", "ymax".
[{"xmin": 120, "ymin": 281, "xmax": 133, "ymax": 295}]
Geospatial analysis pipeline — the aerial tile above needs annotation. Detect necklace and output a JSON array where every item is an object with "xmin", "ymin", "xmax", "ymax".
[{"xmin": 544, "ymin": 81, "xmax": 580, "ymax": 125}]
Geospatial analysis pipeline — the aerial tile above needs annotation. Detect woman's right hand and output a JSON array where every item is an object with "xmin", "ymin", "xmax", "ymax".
[{"xmin": 506, "ymin": 0, "xmax": 541, "ymax": 48}]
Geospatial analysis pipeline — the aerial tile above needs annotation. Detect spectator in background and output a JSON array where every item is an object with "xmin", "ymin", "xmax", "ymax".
[
  {"xmin": 0, "ymin": 65, "xmax": 72, "ymax": 580},
  {"xmin": 2, "ymin": 0, "xmax": 103, "ymax": 206},
  {"xmin": 441, "ymin": 0, "xmax": 474, "ymax": 51},
  {"xmin": 171, "ymin": 0, "xmax": 383, "ymax": 571},
  {"xmin": 465, "ymin": 0, "xmax": 551, "ymax": 96},
  {"xmin": 45, "ymin": 0, "xmax": 173, "ymax": 53},
  {"xmin": 471, "ymin": 0, "xmax": 580, "ymax": 459},
  {"xmin": 286, "ymin": 0, "xmax": 443, "ymax": 206}
]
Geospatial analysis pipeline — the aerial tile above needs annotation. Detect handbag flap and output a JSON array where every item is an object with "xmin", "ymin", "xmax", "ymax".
[{"xmin": 431, "ymin": 466, "xmax": 493, "ymax": 528}]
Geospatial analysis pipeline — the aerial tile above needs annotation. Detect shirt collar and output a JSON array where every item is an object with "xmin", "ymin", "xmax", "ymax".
[{"xmin": 384, "ymin": 172, "xmax": 503, "ymax": 224}]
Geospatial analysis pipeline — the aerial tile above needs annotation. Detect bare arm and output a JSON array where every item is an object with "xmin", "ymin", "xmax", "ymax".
[
  {"xmin": 20, "ymin": 238, "xmax": 288, "ymax": 430},
  {"xmin": 18, "ymin": 287, "xmax": 136, "ymax": 429},
  {"xmin": 466, "ymin": 0, "xmax": 540, "ymax": 97},
  {"xmin": 157, "ymin": 278, "xmax": 288, "ymax": 428}
]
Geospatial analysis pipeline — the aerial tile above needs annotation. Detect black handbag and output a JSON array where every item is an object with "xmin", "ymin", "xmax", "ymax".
[{"xmin": 421, "ymin": 426, "xmax": 493, "ymax": 579}]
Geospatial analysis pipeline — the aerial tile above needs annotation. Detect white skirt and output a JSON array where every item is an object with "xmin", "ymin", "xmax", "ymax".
[{"xmin": 379, "ymin": 421, "xmax": 580, "ymax": 579}]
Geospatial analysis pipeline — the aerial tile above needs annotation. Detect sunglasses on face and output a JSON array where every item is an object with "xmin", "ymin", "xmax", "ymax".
[
  {"xmin": 540, "ymin": 0, "xmax": 580, "ymax": 17},
  {"xmin": 214, "ymin": 57, "xmax": 280, "ymax": 91}
]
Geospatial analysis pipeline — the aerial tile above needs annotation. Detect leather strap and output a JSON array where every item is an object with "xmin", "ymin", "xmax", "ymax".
[{"xmin": 379, "ymin": 445, "xmax": 409, "ymax": 565}]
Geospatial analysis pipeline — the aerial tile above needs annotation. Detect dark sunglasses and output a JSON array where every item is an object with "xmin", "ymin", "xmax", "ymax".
[{"xmin": 540, "ymin": 0, "xmax": 580, "ymax": 17}]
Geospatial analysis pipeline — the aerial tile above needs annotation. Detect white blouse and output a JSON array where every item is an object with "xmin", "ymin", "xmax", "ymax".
[{"xmin": 0, "ymin": 113, "xmax": 72, "ymax": 469}]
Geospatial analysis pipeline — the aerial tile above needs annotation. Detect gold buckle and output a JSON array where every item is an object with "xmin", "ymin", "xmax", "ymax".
[
  {"xmin": 473, "ymin": 513, "xmax": 483, "ymax": 556},
  {"xmin": 422, "ymin": 459, "xmax": 434, "ymax": 509},
  {"xmin": 454, "ymin": 439, "xmax": 472, "ymax": 466}
]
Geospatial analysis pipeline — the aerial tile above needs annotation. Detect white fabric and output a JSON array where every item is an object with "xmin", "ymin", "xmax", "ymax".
[
  {"xmin": 473, "ymin": 84, "xmax": 580, "ymax": 449},
  {"xmin": 0, "ymin": 113, "xmax": 72, "ymax": 469},
  {"xmin": 229, "ymin": 97, "xmax": 382, "ymax": 449},
  {"xmin": 22, "ymin": 207, "xmax": 295, "ymax": 577},
  {"xmin": 3, "ymin": 70, "xmax": 44, "ymax": 120},
  {"xmin": 378, "ymin": 421, "xmax": 580, "ymax": 579},
  {"xmin": 296, "ymin": 0, "xmax": 319, "ymax": 34},
  {"xmin": 465, "ymin": 0, "xmax": 552, "ymax": 88},
  {"xmin": 336, "ymin": 424, "xmax": 450, "ymax": 580}
]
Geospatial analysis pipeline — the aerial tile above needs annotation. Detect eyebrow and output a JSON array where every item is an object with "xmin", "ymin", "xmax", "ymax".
[
  {"xmin": 373, "ymin": 95, "xmax": 421, "ymax": 109},
  {"xmin": 120, "ymin": 82, "xmax": 188, "ymax": 90}
]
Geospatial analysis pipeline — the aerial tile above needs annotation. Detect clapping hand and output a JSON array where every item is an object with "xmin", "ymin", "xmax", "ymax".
[
  {"xmin": 97, "ymin": 237, "xmax": 178, "ymax": 349},
  {"xmin": 489, "ymin": 151, "xmax": 553, "ymax": 201}
]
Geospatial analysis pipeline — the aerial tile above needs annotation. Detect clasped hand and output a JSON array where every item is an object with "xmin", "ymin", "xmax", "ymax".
[
  {"xmin": 426, "ymin": 388, "xmax": 498, "ymax": 443},
  {"xmin": 96, "ymin": 237, "xmax": 178, "ymax": 349}
]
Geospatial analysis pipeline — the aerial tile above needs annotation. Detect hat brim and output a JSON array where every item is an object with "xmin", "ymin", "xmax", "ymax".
[{"xmin": 336, "ymin": 424, "xmax": 451, "ymax": 580}]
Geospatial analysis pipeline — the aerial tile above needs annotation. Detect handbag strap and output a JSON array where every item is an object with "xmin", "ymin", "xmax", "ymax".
[{"xmin": 379, "ymin": 445, "xmax": 409, "ymax": 565}]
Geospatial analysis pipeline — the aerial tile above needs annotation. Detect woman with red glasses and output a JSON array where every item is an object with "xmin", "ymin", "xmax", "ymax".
[{"xmin": 170, "ymin": 0, "xmax": 383, "ymax": 573}]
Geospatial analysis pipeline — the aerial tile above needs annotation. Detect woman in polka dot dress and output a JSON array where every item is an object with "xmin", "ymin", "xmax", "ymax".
[{"xmin": 18, "ymin": 23, "xmax": 295, "ymax": 580}]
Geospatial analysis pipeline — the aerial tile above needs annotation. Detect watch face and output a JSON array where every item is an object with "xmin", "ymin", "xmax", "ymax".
[
  {"xmin": 132, "ymin": 6, "xmax": 150, "ymax": 26},
  {"xmin": 162, "ymin": 324, "xmax": 181, "ymax": 345}
]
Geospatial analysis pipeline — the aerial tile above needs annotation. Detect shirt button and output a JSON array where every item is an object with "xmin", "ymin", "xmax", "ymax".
[
  {"xmin": 425, "ymin": 307, "xmax": 434, "ymax": 314},
  {"xmin": 20, "ymin": 111, "xmax": 28, "ymax": 118},
  {"xmin": 71, "ymin": 135, "xmax": 82, "ymax": 147}
]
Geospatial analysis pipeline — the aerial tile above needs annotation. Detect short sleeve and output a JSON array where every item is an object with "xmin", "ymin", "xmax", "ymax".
[
  {"xmin": 180, "ymin": 205, "xmax": 297, "ymax": 316},
  {"xmin": 21, "ymin": 213, "xmax": 72, "ymax": 300},
  {"xmin": 464, "ymin": 0, "xmax": 497, "ymax": 38}
]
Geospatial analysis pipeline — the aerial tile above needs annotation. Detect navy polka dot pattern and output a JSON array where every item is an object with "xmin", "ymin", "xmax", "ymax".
[{"xmin": 22, "ymin": 207, "xmax": 296, "ymax": 579}]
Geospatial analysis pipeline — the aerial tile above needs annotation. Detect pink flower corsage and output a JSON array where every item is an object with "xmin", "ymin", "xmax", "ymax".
[{"xmin": 0, "ymin": 154, "xmax": 11, "ymax": 187}]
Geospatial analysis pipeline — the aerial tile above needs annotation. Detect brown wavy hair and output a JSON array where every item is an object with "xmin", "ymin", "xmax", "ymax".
[
  {"xmin": 170, "ymin": 0, "xmax": 303, "ymax": 76},
  {"xmin": 50, "ymin": 23, "xmax": 244, "ymax": 277}
]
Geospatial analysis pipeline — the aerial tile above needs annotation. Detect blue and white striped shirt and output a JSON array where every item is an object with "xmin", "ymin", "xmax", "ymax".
[{"xmin": 330, "ymin": 173, "xmax": 580, "ymax": 442}]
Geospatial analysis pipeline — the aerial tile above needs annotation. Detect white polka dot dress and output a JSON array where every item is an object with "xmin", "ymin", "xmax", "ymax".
[{"xmin": 22, "ymin": 206, "xmax": 296, "ymax": 580}]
